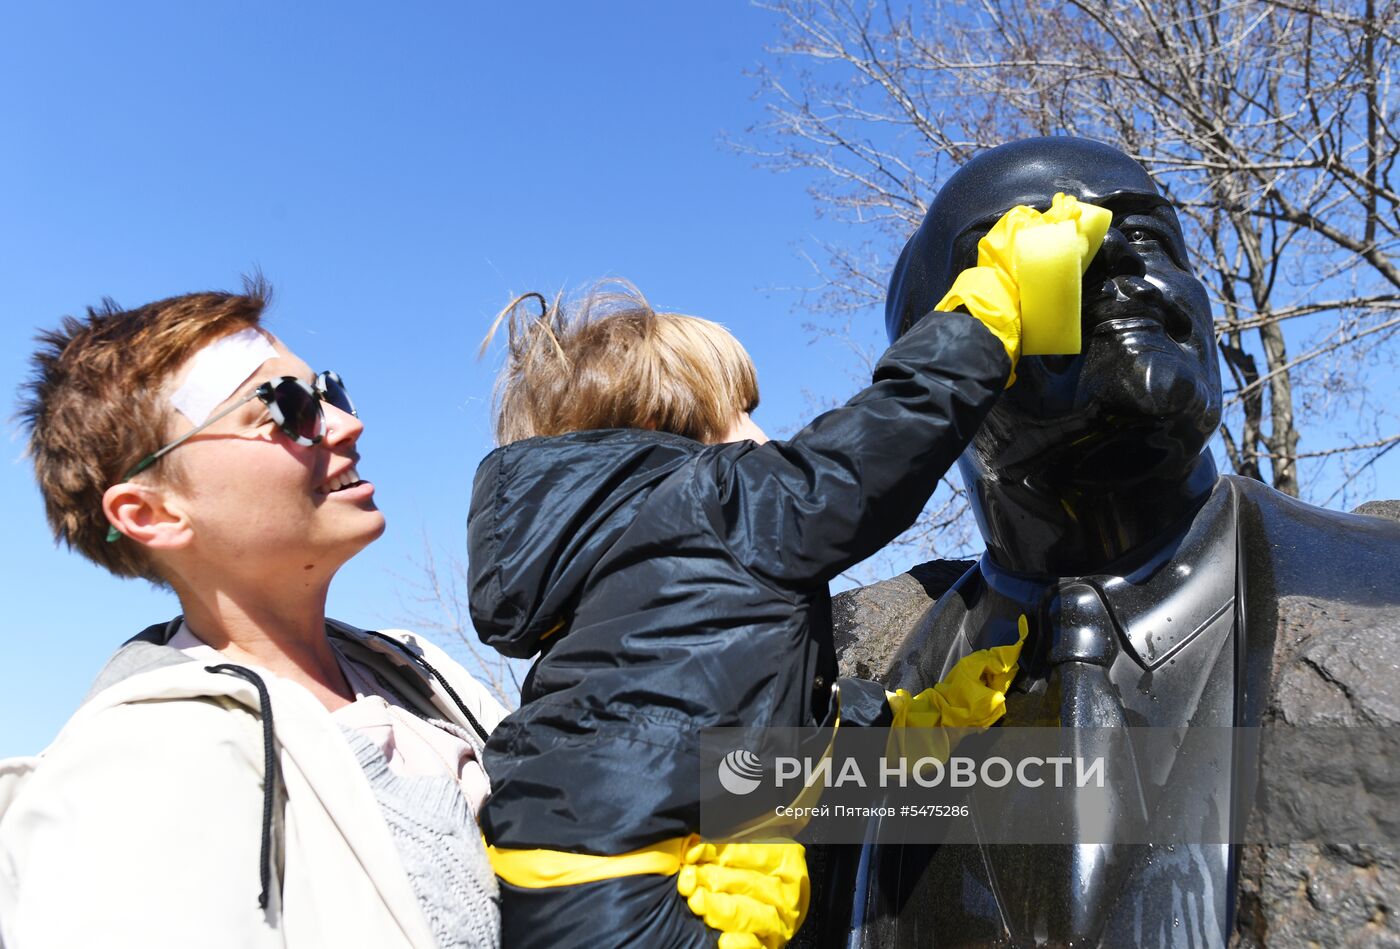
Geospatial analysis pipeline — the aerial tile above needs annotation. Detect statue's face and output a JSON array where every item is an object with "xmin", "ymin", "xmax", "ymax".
[
  {"xmin": 970, "ymin": 190, "xmax": 1221, "ymax": 485},
  {"xmin": 888, "ymin": 138, "xmax": 1221, "ymax": 486}
]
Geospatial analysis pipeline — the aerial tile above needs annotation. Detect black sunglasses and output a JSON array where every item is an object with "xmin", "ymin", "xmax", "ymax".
[{"xmin": 105, "ymin": 370, "xmax": 356, "ymax": 542}]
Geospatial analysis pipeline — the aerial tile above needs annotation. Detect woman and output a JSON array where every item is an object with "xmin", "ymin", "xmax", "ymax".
[{"xmin": 1, "ymin": 279, "xmax": 504, "ymax": 949}]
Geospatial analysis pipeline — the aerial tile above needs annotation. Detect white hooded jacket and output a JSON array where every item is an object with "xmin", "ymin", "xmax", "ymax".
[{"xmin": 0, "ymin": 619, "xmax": 506, "ymax": 949}]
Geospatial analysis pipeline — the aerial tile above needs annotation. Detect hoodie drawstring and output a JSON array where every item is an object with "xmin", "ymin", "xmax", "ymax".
[
  {"xmin": 362, "ymin": 630, "xmax": 491, "ymax": 744},
  {"xmin": 200, "ymin": 633, "xmax": 488, "ymax": 912},
  {"xmin": 206, "ymin": 663, "xmax": 279, "ymax": 910}
]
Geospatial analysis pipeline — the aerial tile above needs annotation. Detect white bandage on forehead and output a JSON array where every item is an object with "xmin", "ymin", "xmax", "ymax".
[{"xmin": 169, "ymin": 327, "xmax": 280, "ymax": 424}]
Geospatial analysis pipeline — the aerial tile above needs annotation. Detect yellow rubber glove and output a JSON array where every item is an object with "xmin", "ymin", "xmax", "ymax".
[
  {"xmin": 886, "ymin": 615, "xmax": 1029, "ymax": 760},
  {"xmin": 935, "ymin": 194, "xmax": 1112, "ymax": 386},
  {"xmin": 676, "ymin": 836, "xmax": 810, "ymax": 949}
]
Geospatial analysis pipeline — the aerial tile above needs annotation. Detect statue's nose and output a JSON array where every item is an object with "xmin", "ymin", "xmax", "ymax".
[{"xmin": 1087, "ymin": 227, "xmax": 1147, "ymax": 281}]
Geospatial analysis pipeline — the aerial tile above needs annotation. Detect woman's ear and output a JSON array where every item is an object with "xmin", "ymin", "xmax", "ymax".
[{"xmin": 102, "ymin": 481, "xmax": 194, "ymax": 550}]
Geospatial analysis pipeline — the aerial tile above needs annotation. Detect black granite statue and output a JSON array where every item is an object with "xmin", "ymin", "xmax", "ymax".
[{"xmin": 838, "ymin": 137, "xmax": 1400, "ymax": 948}]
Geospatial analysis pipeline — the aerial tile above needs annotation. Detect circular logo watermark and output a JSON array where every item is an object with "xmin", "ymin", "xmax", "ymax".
[{"xmin": 717, "ymin": 749, "xmax": 764, "ymax": 796}]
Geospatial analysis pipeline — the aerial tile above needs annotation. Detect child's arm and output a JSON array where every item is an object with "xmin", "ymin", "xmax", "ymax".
[
  {"xmin": 696, "ymin": 304, "xmax": 1006, "ymax": 588},
  {"xmin": 697, "ymin": 195, "xmax": 1108, "ymax": 588}
]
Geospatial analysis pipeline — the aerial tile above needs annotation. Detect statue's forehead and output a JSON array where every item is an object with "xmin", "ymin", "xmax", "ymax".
[
  {"xmin": 956, "ymin": 188, "xmax": 1175, "ymax": 237},
  {"xmin": 932, "ymin": 138, "xmax": 1166, "ymax": 235},
  {"xmin": 886, "ymin": 137, "xmax": 1185, "ymax": 342}
]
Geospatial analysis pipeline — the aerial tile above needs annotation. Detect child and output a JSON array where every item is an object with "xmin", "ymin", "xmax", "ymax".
[{"xmin": 469, "ymin": 198, "xmax": 1110, "ymax": 948}]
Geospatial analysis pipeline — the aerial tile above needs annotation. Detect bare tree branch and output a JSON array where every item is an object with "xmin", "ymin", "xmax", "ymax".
[
  {"xmin": 388, "ymin": 530, "xmax": 525, "ymax": 710},
  {"xmin": 747, "ymin": 0, "xmax": 1400, "ymax": 528}
]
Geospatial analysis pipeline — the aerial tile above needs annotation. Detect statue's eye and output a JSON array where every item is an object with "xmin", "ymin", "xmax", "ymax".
[{"xmin": 1125, "ymin": 227, "xmax": 1155, "ymax": 243}]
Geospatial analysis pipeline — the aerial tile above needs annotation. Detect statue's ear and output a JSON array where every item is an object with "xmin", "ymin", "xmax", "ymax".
[{"xmin": 885, "ymin": 238, "xmax": 917, "ymax": 343}]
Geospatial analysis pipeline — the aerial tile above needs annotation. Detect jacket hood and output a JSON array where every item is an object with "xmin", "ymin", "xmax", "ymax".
[
  {"xmin": 83, "ymin": 617, "xmax": 193, "ymax": 701},
  {"xmin": 467, "ymin": 429, "xmax": 701, "ymax": 658},
  {"xmin": 79, "ymin": 618, "xmax": 478, "ymax": 736}
]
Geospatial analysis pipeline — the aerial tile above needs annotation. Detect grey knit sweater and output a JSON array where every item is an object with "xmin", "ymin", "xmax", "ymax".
[{"xmin": 342, "ymin": 727, "xmax": 501, "ymax": 949}]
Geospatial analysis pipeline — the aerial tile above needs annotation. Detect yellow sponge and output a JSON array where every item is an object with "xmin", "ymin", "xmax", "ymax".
[
  {"xmin": 1017, "ymin": 196, "xmax": 1111, "ymax": 355},
  {"xmin": 936, "ymin": 193, "xmax": 1111, "ymax": 384}
]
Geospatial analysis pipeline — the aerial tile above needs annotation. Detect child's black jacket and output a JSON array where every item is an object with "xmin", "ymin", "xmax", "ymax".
[{"xmin": 467, "ymin": 309, "xmax": 1008, "ymax": 857}]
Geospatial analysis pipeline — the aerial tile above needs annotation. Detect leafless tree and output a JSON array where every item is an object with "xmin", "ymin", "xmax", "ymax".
[
  {"xmin": 389, "ymin": 531, "xmax": 527, "ymax": 710},
  {"xmin": 746, "ymin": 0, "xmax": 1400, "ymax": 562}
]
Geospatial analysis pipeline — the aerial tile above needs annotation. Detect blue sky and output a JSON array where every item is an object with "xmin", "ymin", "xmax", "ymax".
[
  {"xmin": 1, "ymin": 1, "xmax": 883, "ymax": 755},
  {"xmin": 2, "ymin": 2, "xmax": 1395, "ymax": 756}
]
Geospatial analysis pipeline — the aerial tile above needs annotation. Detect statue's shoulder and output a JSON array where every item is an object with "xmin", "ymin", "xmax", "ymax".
[
  {"xmin": 1223, "ymin": 475, "xmax": 1400, "ymax": 597},
  {"xmin": 1224, "ymin": 473, "xmax": 1400, "ymax": 534},
  {"xmin": 1224, "ymin": 484, "xmax": 1400, "ymax": 945},
  {"xmin": 1224, "ymin": 472, "xmax": 1400, "ymax": 723}
]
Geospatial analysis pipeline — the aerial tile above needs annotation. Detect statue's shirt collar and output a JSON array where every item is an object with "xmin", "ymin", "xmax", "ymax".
[{"xmin": 981, "ymin": 480, "xmax": 1237, "ymax": 669}]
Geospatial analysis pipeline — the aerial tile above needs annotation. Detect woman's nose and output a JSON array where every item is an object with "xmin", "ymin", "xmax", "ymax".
[{"xmin": 322, "ymin": 401, "xmax": 364, "ymax": 446}]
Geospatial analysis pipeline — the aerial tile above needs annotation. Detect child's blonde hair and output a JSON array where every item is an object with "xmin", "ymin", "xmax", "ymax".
[{"xmin": 485, "ymin": 281, "xmax": 759, "ymax": 446}]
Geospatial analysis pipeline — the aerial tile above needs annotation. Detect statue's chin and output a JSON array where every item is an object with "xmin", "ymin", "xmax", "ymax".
[{"xmin": 1052, "ymin": 422, "xmax": 1199, "ymax": 486}]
